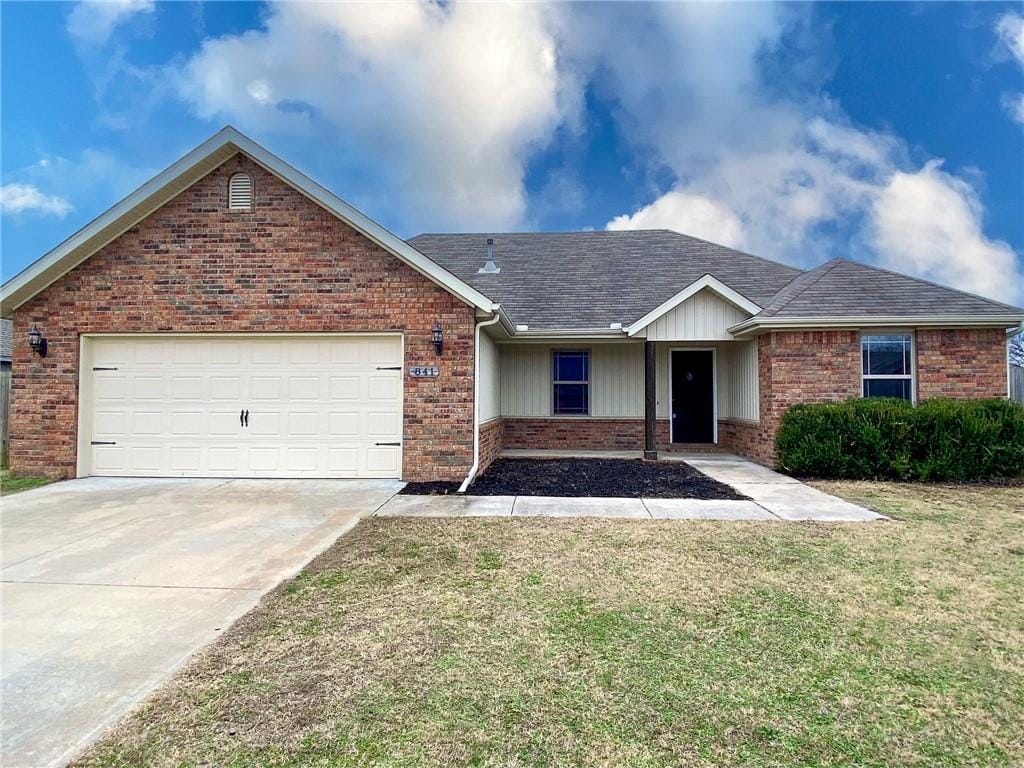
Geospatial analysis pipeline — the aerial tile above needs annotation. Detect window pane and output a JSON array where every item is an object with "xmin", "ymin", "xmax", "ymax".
[
  {"xmin": 553, "ymin": 351, "xmax": 588, "ymax": 382},
  {"xmin": 863, "ymin": 335, "xmax": 910, "ymax": 376},
  {"xmin": 554, "ymin": 383, "xmax": 589, "ymax": 414},
  {"xmin": 863, "ymin": 378, "xmax": 912, "ymax": 401}
]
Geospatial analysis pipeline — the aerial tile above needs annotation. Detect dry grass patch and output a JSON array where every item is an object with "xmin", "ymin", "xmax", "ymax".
[{"xmin": 77, "ymin": 483, "xmax": 1024, "ymax": 768}]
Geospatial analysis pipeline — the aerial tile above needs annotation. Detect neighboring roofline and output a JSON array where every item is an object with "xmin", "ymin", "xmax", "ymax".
[
  {"xmin": 1, "ymin": 126, "xmax": 497, "ymax": 317},
  {"xmin": 729, "ymin": 314, "xmax": 1024, "ymax": 337},
  {"xmin": 625, "ymin": 274, "xmax": 761, "ymax": 336}
]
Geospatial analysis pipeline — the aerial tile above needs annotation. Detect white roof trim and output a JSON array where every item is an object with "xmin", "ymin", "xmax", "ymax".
[
  {"xmin": 729, "ymin": 314, "xmax": 1024, "ymax": 336},
  {"xmin": 625, "ymin": 274, "xmax": 761, "ymax": 336},
  {"xmin": 1, "ymin": 126, "xmax": 497, "ymax": 316}
]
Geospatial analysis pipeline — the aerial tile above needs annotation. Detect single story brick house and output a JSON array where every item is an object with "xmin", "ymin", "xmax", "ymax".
[{"xmin": 3, "ymin": 127, "xmax": 1022, "ymax": 486}]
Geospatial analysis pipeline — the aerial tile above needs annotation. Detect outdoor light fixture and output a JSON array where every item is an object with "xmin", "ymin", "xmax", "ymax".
[
  {"xmin": 432, "ymin": 322, "xmax": 443, "ymax": 355},
  {"xmin": 27, "ymin": 325, "xmax": 47, "ymax": 358}
]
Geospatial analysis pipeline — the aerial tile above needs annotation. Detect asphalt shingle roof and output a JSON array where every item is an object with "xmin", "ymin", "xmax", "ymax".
[
  {"xmin": 760, "ymin": 258, "xmax": 1024, "ymax": 319},
  {"xmin": 409, "ymin": 231, "xmax": 1023, "ymax": 331},
  {"xmin": 409, "ymin": 230, "xmax": 802, "ymax": 330}
]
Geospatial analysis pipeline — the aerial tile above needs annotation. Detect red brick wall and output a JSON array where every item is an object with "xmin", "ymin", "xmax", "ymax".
[
  {"xmin": 9, "ymin": 154, "xmax": 476, "ymax": 482},
  {"xmin": 743, "ymin": 328, "xmax": 1010, "ymax": 466},
  {"xmin": 478, "ymin": 418, "xmax": 504, "ymax": 474},
  {"xmin": 502, "ymin": 418, "xmax": 671, "ymax": 451},
  {"xmin": 916, "ymin": 328, "xmax": 1007, "ymax": 399}
]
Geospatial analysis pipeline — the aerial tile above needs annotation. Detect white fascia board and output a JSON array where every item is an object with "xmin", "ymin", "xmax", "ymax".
[
  {"xmin": 503, "ymin": 328, "xmax": 630, "ymax": 340},
  {"xmin": 1, "ymin": 126, "xmax": 497, "ymax": 316},
  {"xmin": 729, "ymin": 314, "xmax": 1024, "ymax": 336},
  {"xmin": 625, "ymin": 274, "xmax": 761, "ymax": 337}
]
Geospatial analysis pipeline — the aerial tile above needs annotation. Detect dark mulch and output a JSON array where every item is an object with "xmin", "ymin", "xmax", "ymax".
[
  {"xmin": 464, "ymin": 457, "xmax": 746, "ymax": 499},
  {"xmin": 400, "ymin": 481, "xmax": 462, "ymax": 496}
]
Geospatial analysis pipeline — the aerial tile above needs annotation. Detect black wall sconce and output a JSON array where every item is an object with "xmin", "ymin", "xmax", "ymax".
[
  {"xmin": 432, "ymin": 322, "xmax": 443, "ymax": 355},
  {"xmin": 28, "ymin": 325, "xmax": 48, "ymax": 358}
]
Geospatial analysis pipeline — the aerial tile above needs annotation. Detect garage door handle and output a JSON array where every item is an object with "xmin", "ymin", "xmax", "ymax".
[
  {"xmin": 375, "ymin": 442, "xmax": 400, "ymax": 446},
  {"xmin": 240, "ymin": 409, "xmax": 249, "ymax": 427},
  {"xmin": 91, "ymin": 441, "xmax": 117, "ymax": 445},
  {"xmin": 376, "ymin": 366, "xmax": 401, "ymax": 370}
]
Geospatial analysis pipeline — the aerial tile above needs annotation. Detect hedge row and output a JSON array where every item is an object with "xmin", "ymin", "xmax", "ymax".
[{"xmin": 776, "ymin": 398, "xmax": 1024, "ymax": 481}]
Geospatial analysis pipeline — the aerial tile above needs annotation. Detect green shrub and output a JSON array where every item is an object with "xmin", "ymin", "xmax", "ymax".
[{"xmin": 776, "ymin": 398, "xmax": 1024, "ymax": 481}]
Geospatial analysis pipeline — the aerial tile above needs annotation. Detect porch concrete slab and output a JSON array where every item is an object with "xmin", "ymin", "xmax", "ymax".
[
  {"xmin": 512, "ymin": 496, "xmax": 649, "ymax": 518},
  {"xmin": 643, "ymin": 499, "xmax": 779, "ymax": 521},
  {"xmin": 375, "ymin": 494, "xmax": 515, "ymax": 517}
]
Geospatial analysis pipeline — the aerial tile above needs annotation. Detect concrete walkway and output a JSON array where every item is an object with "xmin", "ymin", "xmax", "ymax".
[
  {"xmin": 377, "ymin": 453, "xmax": 883, "ymax": 522},
  {"xmin": 1, "ymin": 477, "xmax": 401, "ymax": 768}
]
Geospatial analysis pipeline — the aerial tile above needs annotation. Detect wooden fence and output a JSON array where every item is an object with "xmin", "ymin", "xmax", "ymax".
[{"xmin": 1012, "ymin": 364, "xmax": 1024, "ymax": 405}]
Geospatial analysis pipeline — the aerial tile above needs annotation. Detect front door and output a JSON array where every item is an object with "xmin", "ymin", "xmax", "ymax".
[{"xmin": 671, "ymin": 350, "xmax": 714, "ymax": 443}]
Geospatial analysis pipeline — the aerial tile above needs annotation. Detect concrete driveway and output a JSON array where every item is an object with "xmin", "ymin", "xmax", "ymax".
[{"xmin": 1, "ymin": 477, "xmax": 400, "ymax": 768}]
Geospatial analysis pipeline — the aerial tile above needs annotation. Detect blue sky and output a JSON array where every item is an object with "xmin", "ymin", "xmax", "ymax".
[{"xmin": 2, "ymin": 1, "xmax": 1023, "ymax": 305}]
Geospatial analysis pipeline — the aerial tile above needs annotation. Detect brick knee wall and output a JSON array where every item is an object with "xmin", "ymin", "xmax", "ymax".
[
  {"xmin": 478, "ymin": 418, "xmax": 504, "ymax": 474},
  {"xmin": 9, "ymin": 155, "xmax": 475, "ymax": 482},
  {"xmin": 502, "ymin": 417, "xmax": 669, "ymax": 452}
]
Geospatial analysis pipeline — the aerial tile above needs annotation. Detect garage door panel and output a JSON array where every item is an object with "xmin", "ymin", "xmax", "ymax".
[
  {"xmin": 87, "ymin": 336, "xmax": 403, "ymax": 478},
  {"xmin": 209, "ymin": 377, "xmax": 241, "ymax": 400},
  {"xmin": 288, "ymin": 377, "xmax": 320, "ymax": 400},
  {"xmin": 366, "ymin": 447, "xmax": 400, "ymax": 474},
  {"xmin": 95, "ymin": 377, "xmax": 127, "ymax": 401}
]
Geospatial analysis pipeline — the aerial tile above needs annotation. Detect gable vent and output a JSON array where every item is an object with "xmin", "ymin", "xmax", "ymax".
[{"xmin": 228, "ymin": 173, "xmax": 253, "ymax": 210}]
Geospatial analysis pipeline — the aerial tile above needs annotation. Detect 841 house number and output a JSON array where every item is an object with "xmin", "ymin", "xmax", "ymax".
[{"xmin": 409, "ymin": 365, "xmax": 440, "ymax": 378}]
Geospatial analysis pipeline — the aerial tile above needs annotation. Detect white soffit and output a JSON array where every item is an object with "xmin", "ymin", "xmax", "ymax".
[{"xmin": 1, "ymin": 126, "xmax": 496, "ymax": 317}]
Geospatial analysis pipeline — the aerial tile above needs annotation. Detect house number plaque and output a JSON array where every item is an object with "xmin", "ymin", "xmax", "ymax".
[{"xmin": 409, "ymin": 365, "xmax": 440, "ymax": 378}]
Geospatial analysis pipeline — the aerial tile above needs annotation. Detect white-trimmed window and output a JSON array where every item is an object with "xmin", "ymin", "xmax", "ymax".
[
  {"xmin": 552, "ymin": 349, "xmax": 589, "ymax": 415},
  {"xmin": 861, "ymin": 333, "xmax": 914, "ymax": 401},
  {"xmin": 228, "ymin": 173, "xmax": 253, "ymax": 210}
]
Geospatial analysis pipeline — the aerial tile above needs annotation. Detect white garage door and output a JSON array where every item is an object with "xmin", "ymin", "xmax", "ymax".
[{"xmin": 84, "ymin": 335, "xmax": 403, "ymax": 478}]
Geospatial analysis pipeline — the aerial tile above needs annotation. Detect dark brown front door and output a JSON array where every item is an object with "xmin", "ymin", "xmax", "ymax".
[{"xmin": 671, "ymin": 350, "xmax": 714, "ymax": 443}]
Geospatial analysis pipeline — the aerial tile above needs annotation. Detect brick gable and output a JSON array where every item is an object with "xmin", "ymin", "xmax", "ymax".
[{"xmin": 10, "ymin": 154, "xmax": 475, "ymax": 481}]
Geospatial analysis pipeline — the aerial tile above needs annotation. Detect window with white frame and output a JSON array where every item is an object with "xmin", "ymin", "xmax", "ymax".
[
  {"xmin": 552, "ymin": 349, "xmax": 589, "ymax": 415},
  {"xmin": 861, "ymin": 333, "xmax": 914, "ymax": 401}
]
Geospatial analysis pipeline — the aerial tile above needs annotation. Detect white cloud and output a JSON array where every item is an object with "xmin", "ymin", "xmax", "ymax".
[
  {"xmin": 175, "ymin": 1, "xmax": 576, "ymax": 230},
  {"xmin": 593, "ymin": 3, "xmax": 1020, "ymax": 304},
  {"xmin": 1003, "ymin": 93, "xmax": 1024, "ymax": 125},
  {"xmin": 996, "ymin": 12, "xmax": 1024, "ymax": 67},
  {"xmin": 0, "ymin": 184, "xmax": 73, "ymax": 217},
  {"xmin": 867, "ymin": 160, "xmax": 1022, "ymax": 305},
  {"xmin": 606, "ymin": 190, "xmax": 745, "ymax": 248},
  {"xmin": 67, "ymin": 0, "xmax": 154, "ymax": 46}
]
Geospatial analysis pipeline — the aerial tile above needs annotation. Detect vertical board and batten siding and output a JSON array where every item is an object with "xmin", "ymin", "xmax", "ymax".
[
  {"xmin": 498, "ymin": 340, "xmax": 758, "ymax": 422},
  {"xmin": 722, "ymin": 341, "xmax": 759, "ymax": 421},
  {"xmin": 478, "ymin": 331, "xmax": 501, "ymax": 422},
  {"xmin": 643, "ymin": 289, "xmax": 751, "ymax": 341}
]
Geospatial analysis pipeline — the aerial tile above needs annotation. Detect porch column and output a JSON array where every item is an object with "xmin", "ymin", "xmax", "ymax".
[{"xmin": 644, "ymin": 340, "xmax": 657, "ymax": 460}]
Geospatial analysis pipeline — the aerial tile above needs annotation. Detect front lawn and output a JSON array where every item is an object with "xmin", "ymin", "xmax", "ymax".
[
  {"xmin": 0, "ymin": 470, "xmax": 54, "ymax": 495},
  {"xmin": 78, "ymin": 482, "xmax": 1024, "ymax": 768}
]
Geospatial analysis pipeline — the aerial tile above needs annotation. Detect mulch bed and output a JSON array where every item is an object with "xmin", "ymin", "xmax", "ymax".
[
  {"xmin": 401, "ymin": 458, "xmax": 746, "ymax": 499},
  {"xmin": 400, "ymin": 481, "xmax": 462, "ymax": 495}
]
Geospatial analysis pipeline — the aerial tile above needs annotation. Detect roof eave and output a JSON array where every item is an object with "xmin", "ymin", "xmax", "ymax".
[{"xmin": 729, "ymin": 314, "xmax": 1024, "ymax": 337}]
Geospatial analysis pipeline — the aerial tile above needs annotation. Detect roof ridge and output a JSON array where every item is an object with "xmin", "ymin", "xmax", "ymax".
[
  {"xmin": 761, "ymin": 258, "xmax": 845, "ymax": 317},
  {"xmin": 409, "ymin": 229, "xmax": 805, "ymax": 276},
  {"xmin": 834, "ymin": 258, "xmax": 1024, "ymax": 313}
]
